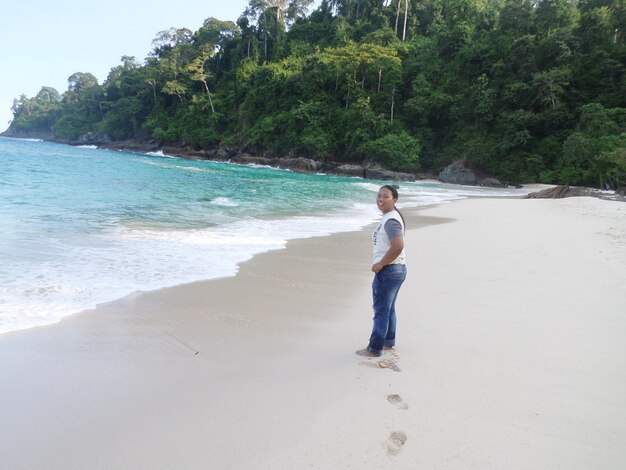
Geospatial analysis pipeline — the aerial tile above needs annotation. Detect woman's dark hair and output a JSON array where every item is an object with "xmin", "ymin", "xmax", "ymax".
[{"xmin": 381, "ymin": 184, "xmax": 406, "ymax": 231}]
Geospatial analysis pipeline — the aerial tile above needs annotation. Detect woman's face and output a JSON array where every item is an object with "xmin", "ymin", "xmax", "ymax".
[{"xmin": 377, "ymin": 187, "xmax": 397, "ymax": 213}]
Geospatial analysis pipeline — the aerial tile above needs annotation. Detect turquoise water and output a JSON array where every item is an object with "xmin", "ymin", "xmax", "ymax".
[{"xmin": 0, "ymin": 137, "xmax": 526, "ymax": 334}]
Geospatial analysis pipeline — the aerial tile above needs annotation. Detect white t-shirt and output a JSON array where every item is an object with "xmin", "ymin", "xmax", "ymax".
[{"xmin": 372, "ymin": 210, "xmax": 406, "ymax": 265}]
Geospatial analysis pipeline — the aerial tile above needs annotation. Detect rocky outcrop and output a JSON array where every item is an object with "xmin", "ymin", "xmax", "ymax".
[
  {"xmin": 75, "ymin": 132, "xmax": 111, "ymax": 145},
  {"xmin": 226, "ymin": 154, "xmax": 322, "ymax": 173},
  {"xmin": 325, "ymin": 164, "xmax": 416, "ymax": 180},
  {"xmin": 523, "ymin": 186, "xmax": 594, "ymax": 199},
  {"xmin": 364, "ymin": 167, "xmax": 416, "ymax": 182},
  {"xmin": 205, "ymin": 147, "xmax": 236, "ymax": 160},
  {"xmin": 439, "ymin": 159, "xmax": 477, "ymax": 185},
  {"xmin": 204, "ymin": 153, "xmax": 417, "ymax": 180},
  {"xmin": 480, "ymin": 177, "xmax": 504, "ymax": 188},
  {"xmin": 1, "ymin": 128, "xmax": 54, "ymax": 140},
  {"xmin": 330, "ymin": 164, "xmax": 365, "ymax": 177},
  {"xmin": 524, "ymin": 185, "xmax": 625, "ymax": 201},
  {"xmin": 5, "ymin": 131, "xmax": 420, "ymax": 182},
  {"xmin": 100, "ymin": 139, "xmax": 161, "ymax": 153},
  {"xmin": 439, "ymin": 161, "xmax": 509, "ymax": 187},
  {"xmin": 280, "ymin": 157, "xmax": 323, "ymax": 172}
]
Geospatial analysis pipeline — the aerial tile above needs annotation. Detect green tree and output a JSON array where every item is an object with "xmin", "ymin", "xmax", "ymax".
[
  {"xmin": 7, "ymin": 1, "xmax": 626, "ymax": 185},
  {"xmin": 359, "ymin": 131, "xmax": 420, "ymax": 171},
  {"xmin": 245, "ymin": 0, "xmax": 314, "ymax": 60},
  {"xmin": 532, "ymin": 66, "xmax": 571, "ymax": 110},
  {"xmin": 558, "ymin": 103, "xmax": 626, "ymax": 187},
  {"xmin": 187, "ymin": 48, "xmax": 216, "ymax": 112},
  {"xmin": 35, "ymin": 86, "xmax": 61, "ymax": 105}
]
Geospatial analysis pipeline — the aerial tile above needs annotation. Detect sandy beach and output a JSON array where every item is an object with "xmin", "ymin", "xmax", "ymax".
[{"xmin": 1, "ymin": 196, "xmax": 625, "ymax": 469}]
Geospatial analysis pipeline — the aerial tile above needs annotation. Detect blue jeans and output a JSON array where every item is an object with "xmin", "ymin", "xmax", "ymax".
[{"xmin": 368, "ymin": 264, "xmax": 407, "ymax": 355}]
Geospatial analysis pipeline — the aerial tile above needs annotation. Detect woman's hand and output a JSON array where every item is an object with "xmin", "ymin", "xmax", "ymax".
[{"xmin": 371, "ymin": 262, "xmax": 384, "ymax": 273}]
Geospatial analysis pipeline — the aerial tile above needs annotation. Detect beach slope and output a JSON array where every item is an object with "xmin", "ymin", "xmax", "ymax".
[{"xmin": 1, "ymin": 197, "xmax": 625, "ymax": 469}]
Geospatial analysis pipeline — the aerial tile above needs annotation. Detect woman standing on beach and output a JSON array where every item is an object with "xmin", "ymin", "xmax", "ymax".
[{"xmin": 357, "ymin": 185, "xmax": 407, "ymax": 357}]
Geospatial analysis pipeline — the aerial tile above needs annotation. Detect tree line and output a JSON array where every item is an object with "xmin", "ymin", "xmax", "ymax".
[{"xmin": 7, "ymin": 0, "xmax": 626, "ymax": 188}]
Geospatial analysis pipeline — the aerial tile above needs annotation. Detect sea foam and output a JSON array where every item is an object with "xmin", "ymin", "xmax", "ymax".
[{"xmin": 0, "ymin": 202, "xmax": 378, "ymax": 335}]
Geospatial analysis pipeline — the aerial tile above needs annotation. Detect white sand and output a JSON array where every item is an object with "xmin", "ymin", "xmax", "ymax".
[{"xmin": 1, "ymin": 197, "xmax": 625, "ymax": 469}]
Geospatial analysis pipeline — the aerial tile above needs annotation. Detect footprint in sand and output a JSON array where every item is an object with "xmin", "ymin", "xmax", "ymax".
[
  {"xmin": 386, "ymin": 394, "xmax": 408, "ymax": 410},
  {"xmin": 359, "ymin": 352, "xmax": 401, "ymax": 372},
  {"xmin": 387, "ymin": 431, "xmax": 407, "ymax": 456}
]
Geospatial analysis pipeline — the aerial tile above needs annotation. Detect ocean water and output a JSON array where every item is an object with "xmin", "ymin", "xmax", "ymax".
[{"xmin": 0, "ymin": 137, "xmax": 528, "ymax": 334}]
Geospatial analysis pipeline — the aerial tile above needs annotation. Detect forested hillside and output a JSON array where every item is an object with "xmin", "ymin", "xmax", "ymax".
[{"xmin": 6, "ymin": 0, "xmax": 626, "ymax": 187}]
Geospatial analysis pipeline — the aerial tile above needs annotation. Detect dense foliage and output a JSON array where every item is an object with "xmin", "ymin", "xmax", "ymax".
[{"xmin": 8, "ymin": 0, "xmax": 626, "ymax": 187}]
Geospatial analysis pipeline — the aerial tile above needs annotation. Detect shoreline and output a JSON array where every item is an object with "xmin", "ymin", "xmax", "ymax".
[
  {"xmin": 0, "ymin": 172, "xmax": 543, "ymax": 336},
  {"xmin": 1, "ymin": 196, "xmax": 625, "ymax": 469},
  {"xmin": 0, "ymin": 203, "xmax": 444, "ymax": 339}
]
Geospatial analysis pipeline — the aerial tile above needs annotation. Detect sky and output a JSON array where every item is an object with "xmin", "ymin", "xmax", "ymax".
[{"xmin": 0, "ymin": 0, "xmax": 255, "ymax": 132}]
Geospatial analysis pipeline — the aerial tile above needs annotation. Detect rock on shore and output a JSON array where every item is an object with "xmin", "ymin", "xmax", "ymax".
[
  {"xmin": 103, "ymin": 141, "xmax": 418, "ymax": 181},
  {"xmin": 438, "ymin": 159, "xmax": 477, "ymax": 185},
  {"xmin": 524, "ymin": 185, "xmax": 625, "ymax": 201}
]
